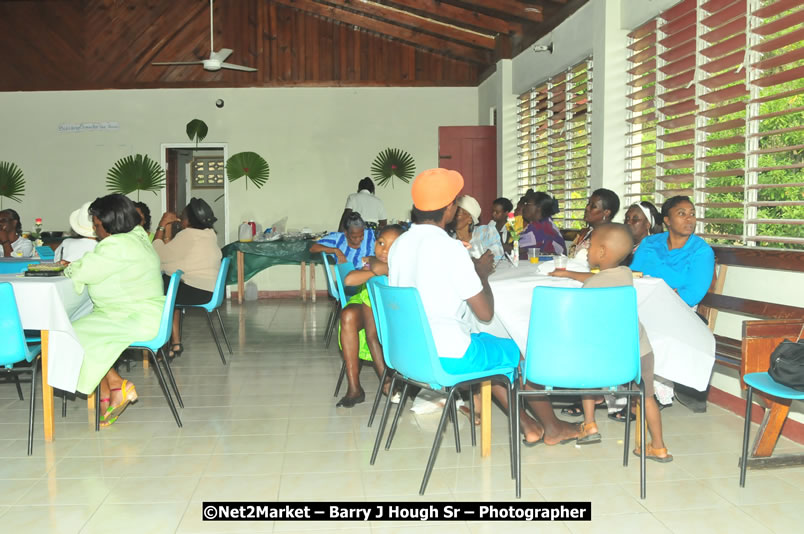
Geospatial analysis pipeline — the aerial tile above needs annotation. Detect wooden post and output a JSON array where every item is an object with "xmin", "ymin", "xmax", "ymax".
[
  {"xmin": 142, "ymin": 349, "xmax": 149, "ymax": 369},
  {"xmin": 310, "ymin": 262, "xmax": 316, "ymax": 302},
  {"xmin": 237, "ymin": 251, "xmax": 245, "ymax": 304},
  {"xmin": 41, "ymin": 330, "xmax": 55, "ymax": 441},
  {"xmin": 481, "ymin": 380, "xmax": 492, "ymax": 457},
  {"xmin": 301, "ymin": 262, "xmax": 307, "ymax": 301},
  {"xmin": 87, "ymin": 392, "xmax": 95, "ymax": 424}
]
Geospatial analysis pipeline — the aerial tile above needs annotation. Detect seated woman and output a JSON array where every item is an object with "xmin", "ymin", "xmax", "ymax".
[
  {"xmin": 0, "ymin": 209, "xmax": 33, "ymax": 257},
  {"xmin": 489, "ymin": 197, "xmax": 514, "ymax": 252},
  {"xmin": 54, "ymin": 201, "xmax": 97, "ymax": 262},
  {"xmin": 133, "ymin": 201, "xmax": 154, "ymax": 241},
  {"xmin": 311, "ymin": 212, "xmax": 375, "ymax": 269},
  {"xmin": 453, "ymin": 195, "xmax": 504, "ymax": 261},
  {"xmin": 336, "ymin": 225, "xmax": 405, "ymax": 407},
  {"xmin": 518, "ymin": 191, "xmax": 566, "ymax": 257},
  {"xmin": 623, "ymin": 201, "xmax": 662, "ymax": 262},
  {"xmin": 569, "ymin": 188, "xmax": 620, "ymax": 264},
  {"xmin": 64, "ymin": 194, "xmax": 165, "ymax": 425},
  {"xmin": 153, "ymin": 198, "xmax": 222, "ymax": 357},
  {"xmin": 630, "ymin": 195, "xmax": 714, "ymax": 307}
]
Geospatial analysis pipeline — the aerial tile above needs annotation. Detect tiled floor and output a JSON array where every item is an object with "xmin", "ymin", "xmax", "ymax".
[{"xmin": 1, "ymin": 298, "xmax": 802, "ymax": 533}]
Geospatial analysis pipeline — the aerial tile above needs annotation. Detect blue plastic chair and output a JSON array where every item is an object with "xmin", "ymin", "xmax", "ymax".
[
  {"xmin": 365, "ymin": 275, "xmax": 389, "ymax": 427},
  {"xmin": 177, "ymin": 257, "xmax": 232, "ymax": 366},
  {"xmin": 517, "ymin": 286, "xmax": 645, "ymax": 499},
  {"xmin": 321, "ymin": 253, "xmax": 359, "ymax": 350},
  {"xmin": 740, "ymin": 371, "xmax": 804, "ymax": 487},
  {"xmin": 370, "ymin": 284, "xmax": 517, "ymax": 495},
  {"xmin": 36, "ymin": 246, "xmax": 55, "ymax": 261},
  {"xmin": 0, "ymin": 282, "xmax": 43, "ymax": 455},
  {"xmin": 123, "ymin": 270, "xmax": 184, "ymax": 428},
  {"xmin": 0, "ymin": 258, "xmax": 40, "ymax": 274}
]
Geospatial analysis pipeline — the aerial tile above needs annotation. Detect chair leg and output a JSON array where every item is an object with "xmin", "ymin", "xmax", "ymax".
[
  {"xmin": 206, "ymin": 313, "xmax": 227, "ymax": 365},
  {"xmin": 371, "ymin": 375, "xmax": 397, "ymax": 465},
  {"xmin": 178, "ymin": 308, "xmax": 185, "ymax": 347},
  {"xmin": 367, "ymin": 367, "xmax": 388, "ymax": 428},
  {"xmin": 95, "ymin": 384, "xmax": 101, "ymax": 432},
  {"xmin": 639, "ymin": 389, "xmax": 646, "ymax": 499},
  {"xmin": 158, "ymin": 348, "xmax": 183, "ymax": 409},
  {"xmin": 419, "ymin": 387, "xmax": 458, "ymax": 495},
  {"xmin": 623, "ymin": 392, "xmax": 632, "ymax": 467},
  {"xmin": 149, "ymin": 350, "xmax": 182, "ymax": 428},
  {"xmin": 469, "ymin": 384, "xmax": 476, "ymax": 447},
  {"xmin": 515, "ymin": 386, "xmax": 522, "ymax": 498},
  {"xmin": 324, "ymin": 303, "xmax": 335, "ymax": 342},
  {"xmin": 385, "ymin": 382, "xmax": 410, "ymax": 450},
  {"xmin": 215, "ymin": 309, "xmax": 233, "ymax": 355},
  {"xmin": 451, "ymin": 391, "xmax": 461, "ymax": 454},
  {"xmin": 62, "ymin": 390, "xmax": 67, "ymax": 418},
  {"xmin": 27, "ymin": 361, "xmax": 38, "ymax": 456},
  {"xmin": 325, "ymin": 306, "xmax": 340, "ymax": 348},
  {"xmin": 506, "ymin": 380, "xmax": 515, "ymax": 480},
  {"xmin": 12, "ymin": 371, "xmax": 24, "ymax": 400},
  {"xmin": 740, "ymin": 386, "xmax": 754, "ymax": 488},
  {"xmin": 334, "ymin": 361, "xmax": 347, "ymax": 397}
]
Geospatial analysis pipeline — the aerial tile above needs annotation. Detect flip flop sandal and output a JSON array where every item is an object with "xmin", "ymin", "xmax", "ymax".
[
  {"xmin": 168, "ymin": 343, "xmax": 184, "ymax": 358},
  {"xmin": 576, "ymin": 422, "xmax": 602, "ymax": 445},
  {"xmin": 103, "ymin": 380, "xmax": 138, "ymax": 424},
  {"xmin": 522, "ymin": 438, "xmax": 543, "ymax": 448},
  {"xmin": 608, "ymin": 407, "xmax": 636, "ymax": 423},
  {"xmin": 561, "ymin": 401, "xmax": 606, "ymax": 417},
  {"xmin": 633, "ymin": 444, "xmax": 673, "ymax": 463}
]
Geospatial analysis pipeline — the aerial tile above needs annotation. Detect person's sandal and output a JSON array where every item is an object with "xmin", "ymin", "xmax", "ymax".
[
  {"xmin": 576, "ymin": 422, "xmax": 601, "ymax": 445},
  {"xmin": 168, "ymin": 343, "xmax": 184, "ymax": 358},
  {"xmin": 99, "ymin": 397, "xmax": 111, "ymax": 421},
  {"xmin": 101, "ymin": 380, "xmax": 138, "ymax": 427},
  {"xmin": 633, "ymin": 444, "xmax": 673, "ymax": 463},
  {"xmin": 608, "ymin": 407, "xmax": 636, "ymax": 423},
  {"xmin": 561, "ymin": 400, "xmax": 606, "ymax": 417}
]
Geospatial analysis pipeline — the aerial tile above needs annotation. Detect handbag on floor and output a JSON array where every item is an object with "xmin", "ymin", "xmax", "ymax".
[{"xmin": 768, "ymin": 327, "xmax": 804, "ymax": 391}]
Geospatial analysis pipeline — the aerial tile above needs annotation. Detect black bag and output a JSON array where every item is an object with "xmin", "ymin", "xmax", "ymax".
[{"xmin": 768, "ymin": 338, "xmax": 804, "ymax": 391}]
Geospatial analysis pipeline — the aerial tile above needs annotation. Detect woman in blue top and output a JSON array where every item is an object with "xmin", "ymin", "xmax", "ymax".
[
  {"xmin": 630, "ymin": 196, "xmax": 714, "ymax": 307},
  {"xmin": 311, "ymin": 212, "xmax": 376, "ymax": 269}
]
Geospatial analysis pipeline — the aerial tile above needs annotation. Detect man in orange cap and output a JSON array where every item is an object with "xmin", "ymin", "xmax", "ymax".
[{"xmin": 388, "ymin": 169, "xmax": 580, "ymax": 445}]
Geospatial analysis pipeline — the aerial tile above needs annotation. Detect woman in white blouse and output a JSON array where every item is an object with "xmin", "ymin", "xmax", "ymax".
[
  {"xmin": 54, "ymin": 201, "xmax": 97, "ymax": 261},
  {"xmin": 153, "ymin": 198, "xmax": 222, "ymax": 357},
  {"xmin": 0, "ymin": 209, "xmax": 33, "ymax": 258}
]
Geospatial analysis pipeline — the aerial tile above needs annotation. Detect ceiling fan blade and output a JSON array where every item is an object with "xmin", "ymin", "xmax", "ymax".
[
  {"xmin": 211, "ymin": 48, "xmax": 233, "ymax": 62},
  {"xmin": 152, "ymin": 61, "xmax": 205, "ymax": 66},
  {"xmin": 221, "ymin": 62, "xmax": 257, "ymax": 72}
]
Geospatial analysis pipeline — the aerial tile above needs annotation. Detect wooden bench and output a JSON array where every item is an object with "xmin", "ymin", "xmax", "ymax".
[{"xmin": 698, "ymin": 246, "xmax": 804, "ymax": 465}]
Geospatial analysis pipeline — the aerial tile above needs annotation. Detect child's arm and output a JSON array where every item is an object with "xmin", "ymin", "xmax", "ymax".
[
  {"xmin": 549, "ymin": 269, "xmax": 594, "ymax": 283},
  {"xmin": 343, "ymin": 257, "xmax": 387, "ymax": 286}
]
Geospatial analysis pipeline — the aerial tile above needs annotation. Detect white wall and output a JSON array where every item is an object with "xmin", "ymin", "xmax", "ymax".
[{"xmin": 0, "ymin": 86, "xmax": 478, "ymax": 289}]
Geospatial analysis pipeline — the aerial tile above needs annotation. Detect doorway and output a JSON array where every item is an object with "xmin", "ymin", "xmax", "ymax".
[
  {"xmin": 161, "ymin": 143, "xmax": 229, "ymax": 248},
  {"xmin": 438, "ymin": 126, "xmax": 498, "ymax": 224}
]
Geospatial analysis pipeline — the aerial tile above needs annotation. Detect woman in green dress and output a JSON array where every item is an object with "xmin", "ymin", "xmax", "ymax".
[
  {"xmin": 64, "ymin": 194, "xmax": 165, "ymax": 425},
  {"xmin": 336, "ymin": 225, "xmax": 404, "ymax": 407}
]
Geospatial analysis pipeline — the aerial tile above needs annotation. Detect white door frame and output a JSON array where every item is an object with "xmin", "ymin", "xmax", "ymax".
[{"xmin": 160, "ymin": 143, "xmax": 229, "ymax": 245}]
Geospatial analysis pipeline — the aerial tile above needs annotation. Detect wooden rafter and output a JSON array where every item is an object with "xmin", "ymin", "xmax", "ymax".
[
  {"xmin": 383, "ymin": 0, "xmax": 524, "ymax": 35},
  {"xmin": 444, "ymin": 0, "xmax": 544, "ymax": 23},
  {"xmin": 320, "ymin": 0, "xmax": 496, "ymax": 49},
  {"xmin": 271, "ymin": 0, "xmax": 492, "ymax": 63}
]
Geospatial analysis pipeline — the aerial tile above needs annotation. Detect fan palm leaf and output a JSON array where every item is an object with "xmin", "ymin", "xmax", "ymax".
[
  {"xmin": 186, "ymin": 119, "xmax": 208, "ymax": 146},
  {"xmin": 371, "ymin": 148, "xmax": 416, "ymax": 188},
  {"xmin": 0, "ymin": 161, "xmax": 25, "ymax": 209},
  {"xmin": 106, "ymin": 154, "xmax": 166, "ymax": 201},
  {"xmin": 226, "ymin": 152, "xmax": 270, "ymax": 190}
]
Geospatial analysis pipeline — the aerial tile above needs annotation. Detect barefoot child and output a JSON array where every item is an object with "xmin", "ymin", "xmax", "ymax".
[{"xmin": 550, "ymin": 223, "xmax": 671, "ymax": 461}]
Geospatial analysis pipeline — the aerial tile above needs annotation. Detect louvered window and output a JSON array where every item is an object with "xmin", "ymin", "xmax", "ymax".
[
  {"xmin": 624, "ymin": 0, "xmax": 803, "ymax": 249},
  {"xmin": 517, "ymin": 58, "xmax": 593, "ymax": 229}
]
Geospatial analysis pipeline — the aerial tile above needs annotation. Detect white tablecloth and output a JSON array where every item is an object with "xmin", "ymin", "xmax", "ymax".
[
  {"xmin": 0, "ymin": 274, "xmax": 92, "ymax": 392},
  {"xmin": 488, "ymin": 262, "xmax": 716, "ymax": 391}
]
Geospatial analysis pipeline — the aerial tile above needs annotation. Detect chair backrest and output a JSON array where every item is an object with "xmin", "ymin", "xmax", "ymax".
[
  {"xmin": 365, "ymin": 275, "xmax": 388, "ymax": 346},
  {"xmin": 332, "ymin": 261, "xmax": 355, "ymax": 308},
  {"xmin": 524, "ymin": 286, "xmax": 641, "ymax": 389},
  {"xmin": 36, "ymin": 246, "xmax": 55, "ymax": 261},
  {"xmin": 0, "ymin": 283, "xmax": 32, "ymax": 367},
  {"xmin": 203, "ymin": 257, "xmax": 230, "ymax": 312},
  {"xmin": 373, "ymin": 284, "xmax": 445, "ymax": 389},
  {"xmin": 135, "ymin": 270, "xmax": 182, "ymax": 349},
  {"xmin": 320, "ymin": 252, "xmax": 338, "ymax": 301}
]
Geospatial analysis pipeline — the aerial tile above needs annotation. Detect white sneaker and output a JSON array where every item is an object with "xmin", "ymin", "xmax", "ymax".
[{"xmin": 390, "ymin": 392, "xmax": 401, "ymax": 404}]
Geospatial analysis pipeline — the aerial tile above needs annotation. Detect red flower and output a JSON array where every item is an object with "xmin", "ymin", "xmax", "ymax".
[{"xmin": 243, "ymin": 168, "xmax": 249, "ymax": 172}]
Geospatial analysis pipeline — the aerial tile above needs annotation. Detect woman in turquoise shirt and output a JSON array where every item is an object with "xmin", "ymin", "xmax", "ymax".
[{"xmin": 630, "ymin": 195, "xmax": 714, "ymax": 307}]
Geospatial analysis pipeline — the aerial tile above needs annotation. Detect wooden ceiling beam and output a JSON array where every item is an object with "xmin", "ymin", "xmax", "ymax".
[
  {"xmin": 444, "ymin": 0, "xmax": 544, "ymax": 23},
  {"xmin": 270, "ymin": 0, "xmax": 492, "ymax": 64},
  {"xmin": 321, "ymin": 0, "xmax": 496, "ymax": 49},
  {"xmin": 383, "ymin": 0, "xmax": 524, "ymax": 35}
]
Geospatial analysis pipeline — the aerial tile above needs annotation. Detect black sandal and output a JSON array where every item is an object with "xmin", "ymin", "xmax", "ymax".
[
  {"xmin": 608, "ymin": 407, "xmax": 636, "ymax": 422},
  {"xmin": 561, "ymin": 400, "xmax": 606, "ymax": 417},
  {"xmin": 168, "ymin": 343, "xmax": 184, "ymax": 358}
]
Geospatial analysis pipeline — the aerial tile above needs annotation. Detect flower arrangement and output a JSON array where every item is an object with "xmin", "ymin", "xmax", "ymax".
[{"xmin": 506, "ymin": 212, "xmax": 519, "ymax": 242}]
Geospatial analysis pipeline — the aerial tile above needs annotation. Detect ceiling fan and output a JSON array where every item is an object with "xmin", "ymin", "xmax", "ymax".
[{"xmin": 152, "ymin": 0, "xmax": 256, "ymax": 72}]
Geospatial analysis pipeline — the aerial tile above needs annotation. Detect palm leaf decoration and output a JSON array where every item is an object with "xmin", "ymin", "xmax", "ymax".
[
  {"xmin": 371, "ymin": 148, "xmax": 415, "ymax": 188},
  {"xmin": 186, "ymin": 119, "xmax": 208, "ymax": 146},
  {"xmin": 0, "ymin": 161, "xmax": 25, "ymax": 209},
  {"xmin": 226, "ymin": 152, "xmax": 270, "ymax": 190},
  {"xmin": 106, "ymin": 154, "xmax": 166, "ymax": 201}
]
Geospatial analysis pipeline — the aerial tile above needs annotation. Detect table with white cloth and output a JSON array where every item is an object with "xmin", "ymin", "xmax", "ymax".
[
  {"xmin": 472, "ymin": 262, "xmax": 716, "ymax": 456},
  {"xmin": 1, "ymin": 274, "xmax": 92, "ymax": 441}
]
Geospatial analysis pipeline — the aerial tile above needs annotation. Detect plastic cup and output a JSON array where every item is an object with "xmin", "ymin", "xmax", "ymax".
[
  {"xmin": 528, "ymin": 248, "xmax": 540, "ymax": 263},
  {"xmin": 554, "ymin": 256, "xmax": 568, "ymax": 270}
]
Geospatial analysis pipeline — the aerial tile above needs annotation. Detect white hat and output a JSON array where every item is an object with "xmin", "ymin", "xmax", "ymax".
[
  {"xmin": 457, "ymin": 195, "xmax": 481, "ymax": 225},
  {"xmin": 69, "ymin": 202, "xmax": 95, "ymax": 238}
]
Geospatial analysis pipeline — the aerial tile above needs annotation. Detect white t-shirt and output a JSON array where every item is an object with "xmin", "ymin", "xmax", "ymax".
[
  {"xmin": 1, "ymin": 236, "xmax": 33, "ymax": 257},
  {"xmin": 54, "ymin": 238, "xmax": 97, "ymax": 262},
  {"xmin": 388, "ymin": 224, "xmax": 483, "ymax": 358},
  {"xmin": 345, "ymin": 190, "xmax": 387, "ymax": 224}
]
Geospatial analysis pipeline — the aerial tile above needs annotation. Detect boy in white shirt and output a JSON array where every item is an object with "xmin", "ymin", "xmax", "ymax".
[{"xmin": 389, "ymin": 168, "xmax": 579, "ymax": 446}]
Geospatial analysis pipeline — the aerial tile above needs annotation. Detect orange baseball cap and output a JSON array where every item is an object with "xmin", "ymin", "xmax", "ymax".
[{"xmin": 411, "ymin": 168, "xmax": 464, "ymax": 210}]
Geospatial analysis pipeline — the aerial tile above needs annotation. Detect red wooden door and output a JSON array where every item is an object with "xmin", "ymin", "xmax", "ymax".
[{"xmin": 438, "ymin": 126, "xmax": 498, "ymax": 224}]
